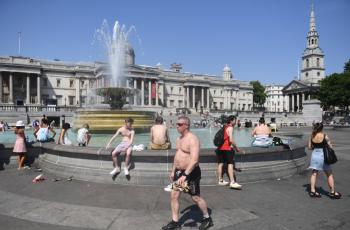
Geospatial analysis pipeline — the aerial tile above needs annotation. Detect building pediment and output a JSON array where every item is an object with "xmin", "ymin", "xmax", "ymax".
[{"xmin": 282, "ymin": 80, "xmax": 309, "ymax": 92}]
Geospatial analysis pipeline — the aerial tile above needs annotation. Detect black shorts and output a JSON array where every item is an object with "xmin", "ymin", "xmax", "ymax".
[
  {"xmin": 173, "ymin": 166, "xmax": 201, "ymax": 196},
  {"xmin": 215, "ymin": 149, "xmax": 235, "ymax": 164}
]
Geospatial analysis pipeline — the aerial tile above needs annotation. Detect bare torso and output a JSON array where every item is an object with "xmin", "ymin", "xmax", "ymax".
[
  {"xmin": 252, "ymin": 124, "xmax": 271, "ymax": 136},
  {"xmin": 151, "ymin": 124, "xmax": 168, "ymax": 145},
  {"xmin": 173, "ymin": 132, "xmax": 199, "ymax": 170},
  {"xmin": 119, "ymin": 126, "xmax": 134, "ymax": 142}
]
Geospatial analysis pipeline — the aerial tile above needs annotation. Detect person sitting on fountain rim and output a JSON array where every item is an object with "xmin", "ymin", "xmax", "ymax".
[
  {"xmin": 77, "ymin": 123, "xmax": 92, "ymax": 147},
  {"xmin": 106, "ymin": 118, "xmax": 135, "ymax": 176},
  {"xmin": 149, "ymin": 116, "xmax": 171, "ymax": 150},
  {"xmin": 251, "ymin": 117, "xmax": 272, "ymax": 147}
]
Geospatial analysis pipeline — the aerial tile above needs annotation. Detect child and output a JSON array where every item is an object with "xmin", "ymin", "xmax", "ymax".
[
  {"xmin": 77, "ymin": 123, "xmax": 91, "ymax": 146},
  {"xmin": 57, "ymin": 123, "xmax": 72, "ymax": 145},
  {"xmin": 106, "ymin": 118, "xmax": 135, "ymax": 176},
  {"xmin": 13, "ymin": 120, "xmax": 27, "ymax": 169}
]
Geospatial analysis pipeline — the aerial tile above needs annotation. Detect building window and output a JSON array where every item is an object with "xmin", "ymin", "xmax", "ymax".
[
  {"xmin": 81, "ymin": 80, "xmax": 85, "ymax": 88},
  {"xmin": 170, "ymin": 100, "xmax": 174, "ymax": 107},
  {"xmin": 306, "ymin": 59, "xmax": 309, "ymax": 68},
  {"xmin": 68, "ymin": 96, "xmax": 75, "ymax": 105},
  {"xmin": 81, "ymin": 96, "xmax": 86, "ymax": 105},
  {"xmin": 56, "ymin": 79, "xmax": 61, "ymax": 87},
  {"xmin": 317, "ymin": 72, "xmax": 320, "ymax": 76},
  {"xmin": 220, "ymin": 102, "xmax": 223, "ymax": 109},
  {"xmin": 311, "ymin": 39, "xmax": 314, "ymax": 44},
  {"xmin": 316, "ymin": 58, "xmax": 320, "ymax": 67},
  {"xmin": 179, "ymin": 87, "xmax": 182, "ymax": 93},
  {"xmin": 178, "ymin": 100, "xmax": 183, "ymax": 107},
  {"xmin": 170, "ymin": 86, "xmax": 173, "ymax": 94},
  {"xmin": 214, "ymin": 90, "xmax": 216, "ymax": 95},
  {"xmin": 56, "ymin": 95, "xmax": 62, "ymax": 106},
  {"xmin": 43, "ymin": 78, "xmax": 48, "ymax": 87},
  {"xmin": 305, "ymin": 72, "xmax": 309, "ymax": 77},
  {"xmin": 70, "ymin": 80, "xmax": 74, "ymax": 88}
]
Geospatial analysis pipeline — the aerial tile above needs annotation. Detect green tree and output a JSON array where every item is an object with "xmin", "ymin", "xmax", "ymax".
[
  {"xmin": 344, "ymin": 59, "xmax": 350, "ymax": 73},
  {"xmin": 250, "ymin": 81, "xmax": 267, "ymax": 108},
  {"xmin": 318, "ymin": 72, "xmax": 350, "ymax": 112}
]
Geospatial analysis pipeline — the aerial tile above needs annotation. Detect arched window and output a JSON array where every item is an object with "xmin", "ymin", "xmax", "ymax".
[
  {"xmin": 311, "ymin": 39, "xmax": 314, "ymax": 44},
  {"xmin": 317, "ymin": 72, "xmax": 320, "ymax": 76},
  {"xmin": 316, "ymin": 58, "xmax": 320, "ymax": 67},
  {"xmin": 306, "ymin": 59, "xmax": 309, "ymax": 68},
  {"xmin": 306, "ymin": 72, "xmax": 309, "ymax": 77}
]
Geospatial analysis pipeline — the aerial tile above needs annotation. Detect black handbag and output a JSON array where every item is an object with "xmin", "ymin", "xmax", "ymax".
[{"xmin": 323, "ymin": 135, "xmax": 337, "ymax": 165}]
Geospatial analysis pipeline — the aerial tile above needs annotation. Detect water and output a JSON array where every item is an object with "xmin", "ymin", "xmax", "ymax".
[
  {"xmin": 95, "ymin": 20, "xmax": 135, "ymax": 87},
  {"xmin": 0, "ymin": 127, "xmax": 254, "ymax": 148}
]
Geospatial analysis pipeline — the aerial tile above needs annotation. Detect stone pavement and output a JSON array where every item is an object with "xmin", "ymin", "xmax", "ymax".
[{"xmin": 0, "ymin": 127, "xmax": 349, "ymax": 230}]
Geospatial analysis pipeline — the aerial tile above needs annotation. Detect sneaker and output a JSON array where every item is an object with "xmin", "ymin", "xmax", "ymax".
[
  {"xmin": 199, "ymin": 217, "xmax": 213, "ymax": 230},
  {"xmin": 162, "ymin": 220, "xmax": 181, "ymax": 230},
  {"xmin": 164, "ymin": 183, "xmax": 173, "ymax": 192},
  {"xmin": 109, "ymin": 167, "xmax": 120, "ymax": 175},
  {"xmin": 124, "ymin": 167, "xmax": 129, "ymax": 175},
  {"xmin": 229, "ymin": 182, "xmax": 242, "ymax": 190},
  {"xmin": 218, "ymin": 180, "xmax": 229, "ymax": 186}
]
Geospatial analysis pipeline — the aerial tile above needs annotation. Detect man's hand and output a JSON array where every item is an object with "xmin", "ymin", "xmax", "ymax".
[{"xmin": 177, "ymin": 175, "xmax": 187, "ymax": 187}]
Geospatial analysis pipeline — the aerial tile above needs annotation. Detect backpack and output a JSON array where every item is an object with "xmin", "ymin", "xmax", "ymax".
[{"xmin": 213, "ymin": 126, "xmax": 226, "ymax": 147}]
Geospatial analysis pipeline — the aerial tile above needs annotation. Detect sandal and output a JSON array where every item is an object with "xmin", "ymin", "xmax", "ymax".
[
  {"xmin": 329, "ymin": 191, "xmax": 342, "ymax": 199},
  {"xmin": 309, "ymin": 191, "xmax": 321, "ymax": 198}
]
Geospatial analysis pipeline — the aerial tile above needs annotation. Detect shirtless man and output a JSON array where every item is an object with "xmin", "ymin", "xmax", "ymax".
[
  {"xmin": 150, "ymin": 116, "xmax": 171, "ymax": 150},
  {"xmin": 162, "ymin": 116, "xmax": 213, "ymax": 230},
  {"xmin": 251, "ymin": 117, "xmax": 272, "ymax": 147},
  {"xmin": 106, "ymin": 118, "xmax": 135, "ymax": 176},
  {"xmin": 251, "ymin": 117, "xmax": 272, "ymax": 137}
]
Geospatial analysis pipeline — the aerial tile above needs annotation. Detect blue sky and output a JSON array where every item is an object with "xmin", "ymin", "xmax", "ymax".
[{"xmin": 0, "ymin": 0, "xmax": 349, "ymax": 85}]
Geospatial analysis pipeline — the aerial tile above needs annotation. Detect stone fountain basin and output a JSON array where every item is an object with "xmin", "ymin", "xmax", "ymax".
[{"xmin": 0, "ymin": 139, "xmax": 307, "ymax": 185}]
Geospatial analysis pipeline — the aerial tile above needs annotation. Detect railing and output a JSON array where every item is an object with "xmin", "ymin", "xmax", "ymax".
[{"xmin": 0, "ymin": 105, "xmax": 78, "ymax": 113}]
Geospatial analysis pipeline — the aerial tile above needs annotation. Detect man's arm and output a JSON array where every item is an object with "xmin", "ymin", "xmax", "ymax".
[
  {"xmin": 106, "ymin": 129, "xmax": 120, "ymax": 149},
  {"xmin": 228, "ymin": 126, "xmax": 240, "ymax": 152}
]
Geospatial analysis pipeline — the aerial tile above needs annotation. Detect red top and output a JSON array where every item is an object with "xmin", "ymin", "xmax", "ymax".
[{"xmin": 219, "ymin": 124, "xmax": 232, "ymax": 150}]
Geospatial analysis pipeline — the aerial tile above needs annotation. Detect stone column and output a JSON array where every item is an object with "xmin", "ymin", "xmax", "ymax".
[
  {"xmin": 76, "ymin": 78, "xmax": 80, "ymax": 106},
  {"xmin": 26, "ymin": 74, "xmax": 30, "ymax": 104},
  {"xmin": 182, "ymin": 86, "xmax": 185, "ymax": 108},
  {"xmin": 296, "ymin": 93, "xmax": 300, "ymax": 111},
  {"xmin": 161, "ymin": 83, "xmax": 164, "ymax": 107},
  {"xmin": 192, "ymin": 87, "xmax": 196, "ymax": 109},
  {"xmin": 0, "ymin": 72, "xmax": 2, "ymax": 103},
  {"xmin": 291, "ymin": 94, "xmax": 295, "ymax": 112},
  {"xmin": 148, "ymin": 80, "xmax": 152, "ymax": 106},
  {"xmin": 9, "ymin": 73, "xmax": 13, "ymax": 104},
  {"xmin": 133, "ymin": 79, "xmax": 137, "ymax": 106},
  {"xmin": 227, "ymin": 90, "xmax": 231, "ymax": 110},
  {"xmin": 141, "ymin": 79, "xmax": 144, "ymax": 106},
  {"xmin": 156, "ymin": 81, "xmax": 159, "ymax": 106},
  {"xmin": 37, "ymin": 75, "xmax": 41, "ymax": 105},
  {"xmin": 206, "ymin": 88, "xmax": 210, "ymax": 109},
  {"xmin": 201, "ymin": 87, "xmax": 204, "ymax": 109},
  {"xmin": 186, "ymin": 87, "xmax": 190, "ymax": 108},
  {"xmin": 126, "ymin": 79, "xmax": 130, "ymax": 104}
]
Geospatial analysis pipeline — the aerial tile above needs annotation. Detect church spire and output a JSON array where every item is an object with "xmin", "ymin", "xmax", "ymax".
[
  {"xmin": 309, "ymin": 3, "xmax": 316, "ymax": 32},
  {"xmin": 307, "ymin": 3, "xmax": 319, "ymax": 49}
]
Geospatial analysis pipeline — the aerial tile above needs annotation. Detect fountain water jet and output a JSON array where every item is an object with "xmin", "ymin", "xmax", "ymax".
[{"xmin": 73, "ymin": 20, "xmax": 154, "ymax": 132}]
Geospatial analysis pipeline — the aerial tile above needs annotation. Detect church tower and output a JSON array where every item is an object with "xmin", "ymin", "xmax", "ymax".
[{"xmin": 300, "ymin": 4, "xmax": 325, "ymax": 83}]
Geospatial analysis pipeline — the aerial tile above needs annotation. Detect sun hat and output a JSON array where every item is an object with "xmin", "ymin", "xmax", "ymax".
[{"xmin": 16, "ymin": 120, "xmax": 25, "ymax": 127}]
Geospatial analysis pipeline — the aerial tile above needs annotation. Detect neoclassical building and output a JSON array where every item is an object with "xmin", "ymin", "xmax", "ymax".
[
  {"xmin": 283, "ymin": 4, "xmax": 325, "ymax": 112},
  {"xmin": 0, "ymin": 53, "xmax": 253, "ymax": 113}
]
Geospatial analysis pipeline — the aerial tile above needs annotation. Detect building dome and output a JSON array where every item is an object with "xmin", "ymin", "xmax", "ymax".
[{"xmin": 223, "ymin": 64, "xmax": 231, "ymax": 72}]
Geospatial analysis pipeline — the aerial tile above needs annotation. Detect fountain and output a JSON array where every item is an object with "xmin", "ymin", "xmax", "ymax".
[{"xmin": 73, "ymin": 20, "xmax": 155, "ymax": 133}]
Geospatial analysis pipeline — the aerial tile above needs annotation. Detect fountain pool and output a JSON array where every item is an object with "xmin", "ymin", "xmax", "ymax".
[{"xmin": 0, "ymin": 127, "xmax": 254, "ymax": 148}]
